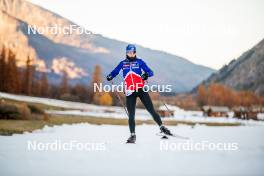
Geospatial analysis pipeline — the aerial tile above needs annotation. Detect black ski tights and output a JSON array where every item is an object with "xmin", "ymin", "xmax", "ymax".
[{"xmin": 126, "ymin": 89, "xmax": 162, "ymax": 133}]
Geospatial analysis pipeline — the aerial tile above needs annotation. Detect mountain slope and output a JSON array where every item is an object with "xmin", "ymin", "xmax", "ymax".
[
  {"xmin": 0, "ymin": 0, "xmax": 215, "ymax": 92},
  {"xmin": 199, "ymin": 39, "xmax": 264, "ymax": 95}
]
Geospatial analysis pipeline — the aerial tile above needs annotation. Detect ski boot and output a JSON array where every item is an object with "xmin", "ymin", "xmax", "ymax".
[
  {"xmin": 126, "ymin": 134, "xmax": 136, "ymax": 144},
  {"xmin": 160, "ymin": 125, "xmax": 173, "ymax": 136}
]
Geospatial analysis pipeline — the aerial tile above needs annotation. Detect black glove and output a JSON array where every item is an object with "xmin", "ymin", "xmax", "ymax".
[
  {"xmin": 106, "ymin": 74, "xmax": 113, "ymax": 81},
  {"xmin": 141, "ymin": 73, "xmax": 148, "ymax": 80}
]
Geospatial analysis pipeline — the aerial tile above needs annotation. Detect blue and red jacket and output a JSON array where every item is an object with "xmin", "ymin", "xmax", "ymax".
[{"xmin": 109, "ymin": 58, "xmax": 154, "ymax": 95}]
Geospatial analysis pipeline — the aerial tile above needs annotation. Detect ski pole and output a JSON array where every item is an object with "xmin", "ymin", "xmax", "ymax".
[
  {"xmin": 162, "ymin": 102, "xmax": 174, "ymax": 117},
  {"xmin": 145, "ymin": 80, "xmax": 174, "ymax": 117},
  {"xmin": 111, "ymin": 81, "xmax": 129, "ymax": 118}
]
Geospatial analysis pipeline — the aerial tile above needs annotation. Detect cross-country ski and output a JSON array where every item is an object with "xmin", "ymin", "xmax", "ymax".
[{"xmin": 156, "ymin": 132, "xmax": 190, "ymax": 140}]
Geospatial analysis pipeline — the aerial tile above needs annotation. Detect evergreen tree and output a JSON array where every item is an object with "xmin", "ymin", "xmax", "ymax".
[
  {"xmin": 22, "ymin": 57, "xmax": 34, "ymax": 95},
  {"xmin": 0, "ymin": 46, "xmax": 7, "ymax": 91},
  {"xmin": 40, "ymin": 72, "xmax": 49, "ymax": 97},
  {"xmin": 6, "ymin": 50, "xmax": 21, "ymax": 93}
]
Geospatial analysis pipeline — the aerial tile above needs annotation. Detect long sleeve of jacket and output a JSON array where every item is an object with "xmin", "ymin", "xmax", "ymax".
[
  {"xmin": 140, "ymin": 60, "xmax": 154, "ymax": 77},
  {"xmin": 110, "ymin": 61, "xmax": 123, "ymax": 78}
]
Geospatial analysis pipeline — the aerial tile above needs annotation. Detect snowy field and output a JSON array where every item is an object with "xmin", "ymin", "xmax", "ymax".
[{"xmin": 0, "ymin": 124, "xmax": 264, "ymax": 176}]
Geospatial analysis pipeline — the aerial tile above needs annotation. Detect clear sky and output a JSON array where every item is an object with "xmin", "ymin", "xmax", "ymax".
[{"xmin": 28, "ymin": 0, "xmax": 264, "ymax": 69}]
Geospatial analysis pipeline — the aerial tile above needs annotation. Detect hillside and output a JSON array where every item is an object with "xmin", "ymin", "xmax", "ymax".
[
  {"xmin": 0, "ymin": 0, "xmax": 215, "ymax": 92},
  {"xmin": 199, "ymin": 39, "xmax": 264, "ymax": 95}
]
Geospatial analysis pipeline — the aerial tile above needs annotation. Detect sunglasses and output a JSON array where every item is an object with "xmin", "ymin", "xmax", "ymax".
[{"xmin": 126, "ymin": 51, "xmax": 136, "ymax": 54}]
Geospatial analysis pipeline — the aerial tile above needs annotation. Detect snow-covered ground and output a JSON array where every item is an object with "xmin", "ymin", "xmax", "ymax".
[
  {"xmin": 46, "ymin": 109, "xmax": 264, "ymax": 126},
  {"xmin": 1, "ymin": 92, "xmax": 263, "ymax": 126},
  {"xmin": 0, "ymin": 92, "xmax": 110, "ymax": 111},
  {"xmin": 0, "ymin": 124, "xmax": 264, "ymax": 176}
]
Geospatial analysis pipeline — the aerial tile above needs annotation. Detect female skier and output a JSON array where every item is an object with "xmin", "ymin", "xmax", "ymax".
[{"xmin": 106, "ymin": 44, "xmax": 172, "ymax": 143}]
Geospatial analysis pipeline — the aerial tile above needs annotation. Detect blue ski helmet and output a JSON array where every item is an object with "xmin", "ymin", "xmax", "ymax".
[{"xmin": 126, "ymin": 44, "xmax": 136, "ymax": 53}]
